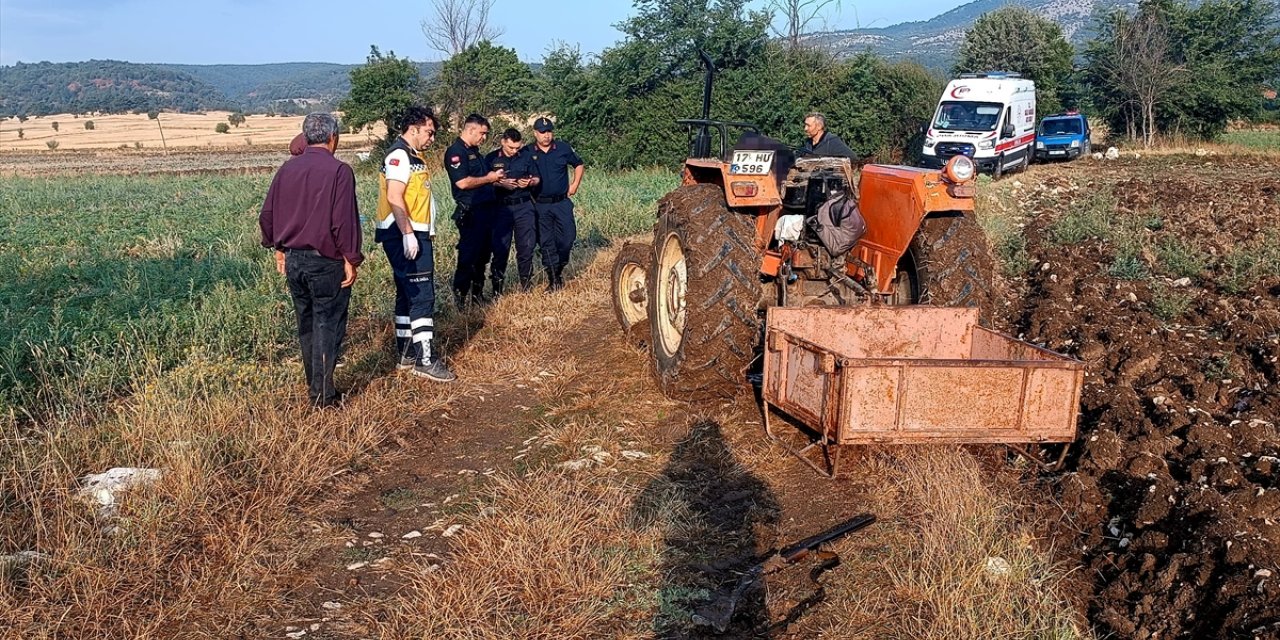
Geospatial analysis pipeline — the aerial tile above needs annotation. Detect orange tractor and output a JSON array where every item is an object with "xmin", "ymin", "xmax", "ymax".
[{"xmin": 611, "ymin": 54, "xmax": 996, "ymax": 401}]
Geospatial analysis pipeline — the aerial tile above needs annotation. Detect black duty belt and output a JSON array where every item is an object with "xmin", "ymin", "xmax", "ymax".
[
  {"xmin": 503, "ymin": 194, "xmax": 532, "ymax": 205},
  {"xmin": 283, "ymin": 248, "xmax": 322, "ymax": 257},
  {"xmin": 535, "ymin": 195, "xmax": 567, "ymax": 204}
]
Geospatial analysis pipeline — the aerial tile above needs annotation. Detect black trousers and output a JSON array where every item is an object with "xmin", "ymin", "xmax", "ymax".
[
  {"xmin": 535, "ymin": 198, "xmax": 576, "ymax": 271},
  {"xmin": 508, "ymin": 200, "xmax": 538, "ymax": 281},
  {"xmin": 452, "ymin": 203, "xmax": 494, "ymax": 296},
  {"xmin": 486, "ymin": 204, "xmax": 515, "ymax": 286},
  {"xmin": 381, "ymin": 231, "xmax": 435, "ymax": 362},
  {"xmin": 285, "ymin": 251, "xmax": 350, "ymax": 404}
]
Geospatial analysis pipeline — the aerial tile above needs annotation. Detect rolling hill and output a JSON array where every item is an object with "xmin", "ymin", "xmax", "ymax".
[
  {"xmin": 802, "ymin": 0, "xmax": 1138, "ymax": 69},
  {"xmin": 0, "ymin": 60, "xmax": 233, "ymax": 117},
  {"xmin": 163, "ymin": 62, "xmax": 440, "ymax": 113},
  {"xmin": 0, "ymin": 60, "xmax": 440, "ymax": 117}
]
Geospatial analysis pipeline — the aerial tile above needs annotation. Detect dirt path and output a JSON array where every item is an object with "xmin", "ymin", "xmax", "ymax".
[{"xmin": 256, "ymin": 256, "xmax": 903, "ymax": 639}]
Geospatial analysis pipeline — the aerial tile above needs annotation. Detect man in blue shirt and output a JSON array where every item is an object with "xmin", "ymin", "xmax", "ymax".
[
  {"xmin": 486, "ymin": 128, "xmax": 541, "ymax": 293},
  {"xmin": 444, "ymin": 114, "xmax": 505, "ymax": 306},
  {"xmin": 528, "ymin": 117, "xmax": 584, "ymax": 292}
]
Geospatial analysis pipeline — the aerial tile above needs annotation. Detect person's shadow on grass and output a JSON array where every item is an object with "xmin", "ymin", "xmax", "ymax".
[{"xmin": 634, "ymin": 420, "xmax": 781, "ymax": 639}]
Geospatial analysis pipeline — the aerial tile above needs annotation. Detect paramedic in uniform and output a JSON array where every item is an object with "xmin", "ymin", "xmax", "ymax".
[
  {"xmin": 486, "ymin": 128, "xmax": 541, "ymax": 293},
  {"xmin": 444, "ymin": 114, "xmax": 505, "ymax": 305},
  {"xmin": 528, "ymin": 117, "xmax": 584, "ymax": 291},
  {"xmin": 375, "ymin": 106, "xmax": 455, "ymax": 382}
]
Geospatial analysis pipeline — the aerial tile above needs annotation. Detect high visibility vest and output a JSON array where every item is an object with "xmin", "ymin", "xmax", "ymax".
[{"xmin": 377, "ymin": 137, "xmax": 436, "ymax": 234}]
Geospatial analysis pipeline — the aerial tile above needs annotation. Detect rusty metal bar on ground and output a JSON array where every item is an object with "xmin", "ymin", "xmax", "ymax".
[{"xmin": 692, "ymin": 513, "xmax": 877, "ymax": 633}]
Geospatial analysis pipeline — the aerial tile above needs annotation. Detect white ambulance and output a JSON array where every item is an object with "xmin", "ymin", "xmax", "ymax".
[{"xmin": 920, "ymin": 73, "xmax": 1036, "ymax": 178}]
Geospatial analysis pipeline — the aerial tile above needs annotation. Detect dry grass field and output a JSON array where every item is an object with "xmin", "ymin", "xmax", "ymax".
[{"xmin": 0, "ymin": 111, "xmax": 387, "ymax": 152}]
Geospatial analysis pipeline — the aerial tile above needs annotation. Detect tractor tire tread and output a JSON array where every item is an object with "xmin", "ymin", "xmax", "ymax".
[
  {"xmin": 911, "ymin": 212, "xmax": 996, "ymax": 324},
  {"xmin": 650, "ymin": 184, "xmax": 763, "ymax": 401}
]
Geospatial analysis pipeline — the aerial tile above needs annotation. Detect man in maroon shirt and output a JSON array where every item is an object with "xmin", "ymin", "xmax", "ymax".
[{"xmin": 259, "ymin": 113, "xmax": 363, "ymax": 408}]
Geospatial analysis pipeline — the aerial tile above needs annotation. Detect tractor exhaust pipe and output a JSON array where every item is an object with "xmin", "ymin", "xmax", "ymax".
[
  {"xmin": 699, "ymin": 49, "xmax": 715, "ymax": 121},
  {"xmin": 691, "ymin": 49, "xmax": 716, "ymax": 158}
]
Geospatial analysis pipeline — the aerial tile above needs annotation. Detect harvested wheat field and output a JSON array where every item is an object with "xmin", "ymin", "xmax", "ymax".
[
  {"xmin": 0, "ymin": 111, "xmax": 387, "ymax": 152},
  {"xmin": 1, "ymin": 149, "xmax": 1277, "ymax": 639}
]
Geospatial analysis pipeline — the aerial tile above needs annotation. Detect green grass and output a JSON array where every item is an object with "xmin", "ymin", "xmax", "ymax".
[
  {"xmin": 0, "ymin": 168, "xmax": 673, "ymax": 421},
  {"xmin": 1151, "ymin": 284, "xmax": 1194, "ymax": 321},
  {"xmin": 1220, "ymin": 129, "xmax": 1280, "ymax": 150},
  {"xmin": 1048, "ymin": 190, "xmax": 1118, "ymax": 246}
]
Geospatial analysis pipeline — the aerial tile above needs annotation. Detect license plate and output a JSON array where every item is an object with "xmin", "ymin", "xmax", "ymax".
[
  {"xmin": 1049, "ymin": 150, "xmax": 1065, "ymax": 156},
  {"xmin": 730, "ymin": 150, "xmax": 775, "ymax": 175}
]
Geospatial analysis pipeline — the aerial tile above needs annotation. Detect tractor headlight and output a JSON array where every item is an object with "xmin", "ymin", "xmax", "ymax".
[
  {"xmin": 977, "ymin": 139, "xmax": 995, "ymax": 150},
  {"xmin": 1036, "ymin": 140, "xmax": 1045, "ymax": 150},
  {"xmin": 1070, "ymin": 139, "xmax": 1081, "ymax": 148},
  {"xmin": 924, "ymin": 136, "xmax": 935, "ymax": 148},
  {"xmin": 944, "ymin": 155, "xmax": 976, "ymax": 183}
]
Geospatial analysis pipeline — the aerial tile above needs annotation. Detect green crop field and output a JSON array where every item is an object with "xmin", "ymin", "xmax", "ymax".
[
  {"xmin": 0, "ymin": 167, "xmax": 674, "ymax": 420},
  {"xmin": 1220, "ymin": 129, "xmax": 1280, "ymax": 150}
]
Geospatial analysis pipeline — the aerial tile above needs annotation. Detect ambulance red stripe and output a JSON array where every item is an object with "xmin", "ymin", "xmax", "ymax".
[{"xmin": 995, "ymin": 133, "xmax": 1037, "ymax": 152}]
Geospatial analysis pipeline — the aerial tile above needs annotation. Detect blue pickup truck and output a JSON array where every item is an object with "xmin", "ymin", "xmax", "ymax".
[{"xmin": 1034, "ymin": 112, "xmax": 1091, "ymax": 161}]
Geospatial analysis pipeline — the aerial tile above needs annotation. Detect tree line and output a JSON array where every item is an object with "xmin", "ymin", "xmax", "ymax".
[{"xmin": 341, "ymin": 0, "xmax": 1279, "ymax": 169}]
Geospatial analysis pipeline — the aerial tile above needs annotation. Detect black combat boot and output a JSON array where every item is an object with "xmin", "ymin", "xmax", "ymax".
[
  {"xmin": 545, "ymin": 268, "xmax": 560, "ymax": 293},
  {"xmin": 551, "ymin": 265, "xmax": 566, "ymax": 291},
  {"xmin": 491, "ymin": 279, "xmax": 505, "ymax": 298}
]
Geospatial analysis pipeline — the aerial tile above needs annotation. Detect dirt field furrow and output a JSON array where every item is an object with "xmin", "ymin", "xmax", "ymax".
[{"xmin": 1007, "ymin": 159, "xmax": 1280, "ymax": 640}]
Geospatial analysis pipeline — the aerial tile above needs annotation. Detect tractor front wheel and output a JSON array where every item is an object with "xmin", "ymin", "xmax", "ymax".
[
  {"xmin": 648, "ymin": 184, "xmax": 764, "ymax": 401},
  {"xmin": 896, "ymin": 212, "xmax": 995, "ymax": 323},
  {"xmin": 611, "ymin": 242, "xmax": 651, "ymax": 347}
]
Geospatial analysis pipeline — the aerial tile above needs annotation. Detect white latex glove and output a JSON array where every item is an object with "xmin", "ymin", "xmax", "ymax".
[{"xmin": 402, "ymin": 232, "xmax": 420, "ymax": 260}]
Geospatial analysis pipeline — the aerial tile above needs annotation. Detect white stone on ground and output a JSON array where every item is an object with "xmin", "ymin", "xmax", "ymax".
[
  {"xmin": 77, "ymin": 467, "xmax": 163, "ymax": 517},
  {"xmin": 557, "ymin": 459, "xmax": 593, "ymax": 471},
  {"xmin": 984, "ymin": 556, "xmax": 1012, "ymax": 576}
]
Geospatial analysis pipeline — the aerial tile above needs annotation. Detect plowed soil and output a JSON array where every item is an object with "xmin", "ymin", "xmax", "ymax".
[{"xmin": 1009, "ymin": 156, "xmax": 1280, "ymax": 639}]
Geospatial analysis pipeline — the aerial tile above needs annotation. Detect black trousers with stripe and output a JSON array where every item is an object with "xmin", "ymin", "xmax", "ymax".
[{"xmin": 382, "ymin": 231, "xmax": 436, "ymax": 362}]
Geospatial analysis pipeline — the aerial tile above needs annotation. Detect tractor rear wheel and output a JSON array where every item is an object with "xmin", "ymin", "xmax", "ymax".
[
  {"xmin": 611, "ymin": 242, "xmax": 652, "ymax": 348},
  {"xmin": 900, "ymin": 212, "xmax": 995, "ymax": 323},
  {"xmin": 648, "ymin": 184, "xmax": 764, "ymax": 400}
]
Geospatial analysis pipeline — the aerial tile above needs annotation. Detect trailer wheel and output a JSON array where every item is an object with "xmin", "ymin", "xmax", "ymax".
[
  {"xmin": 902, "ymin": 212, "xmax": 995, "ymax": 324},
  {"xmin": 611, "ymin": 242, "xmax": 652, "ymax": 347},
  {"xmin": 648, "ymin": 184, "xmax": 764, "ymax": 400}
]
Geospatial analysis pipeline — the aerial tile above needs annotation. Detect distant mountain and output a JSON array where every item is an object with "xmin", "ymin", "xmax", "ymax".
[
  {"xmin": 0, "ymin": 60, "xmax": 442, "ymax": 117},
  {"xmin": 801, "ymin": 0, "xmax": 1138, "ymax": 70},
  {"xmin": 163, "ymin": 62, "xmax": 440, "ymax": 113},
  {"xmin": 0, "ymin": 60, "xmax": 233, "ymax": 117}
]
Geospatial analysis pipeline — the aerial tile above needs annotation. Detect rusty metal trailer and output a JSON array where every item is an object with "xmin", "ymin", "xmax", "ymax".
[{"xmin": 762, "ymin": 306, "xmax": 1084, "ymax": 476}]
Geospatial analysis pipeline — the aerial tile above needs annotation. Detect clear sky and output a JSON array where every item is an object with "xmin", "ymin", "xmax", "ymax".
[{"xmin": 0, "ymin": 0, "xmax": 970, "ymax": 66}]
